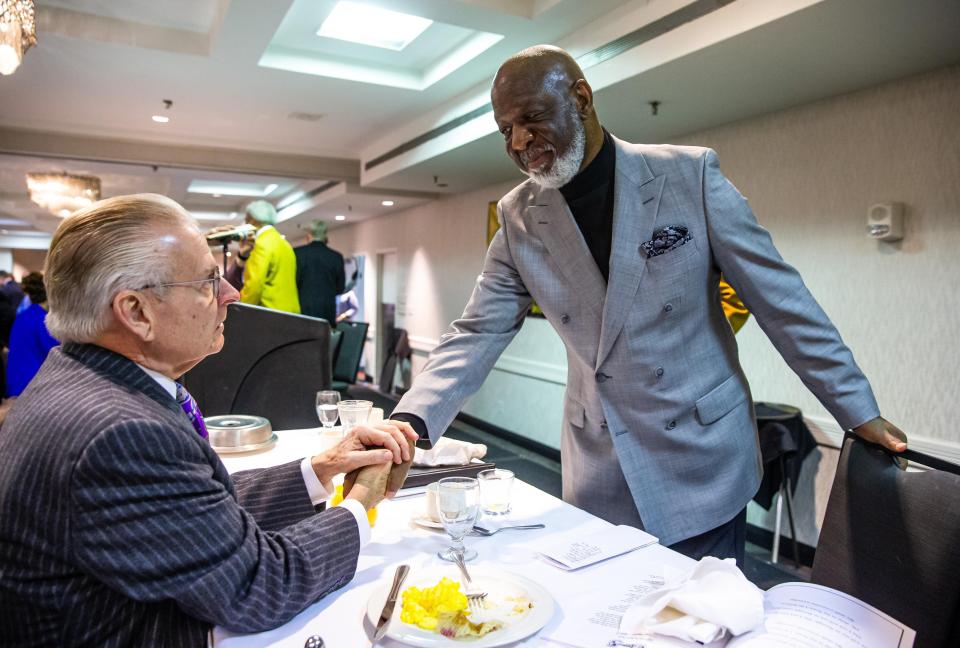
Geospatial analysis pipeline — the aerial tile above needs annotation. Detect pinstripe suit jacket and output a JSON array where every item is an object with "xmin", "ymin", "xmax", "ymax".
[
  {"xmin": 396, "ymin": 139, "xmax": 879, "ymax": 545},
  {"xmin": 0, "ymin": 343, "xmax": 359, "ymax": 647}
]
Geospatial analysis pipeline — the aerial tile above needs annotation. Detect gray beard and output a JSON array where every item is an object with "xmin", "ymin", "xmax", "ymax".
[{"xmin": 524, "ymin": 118, "xmax": 586, "ymax": 189}]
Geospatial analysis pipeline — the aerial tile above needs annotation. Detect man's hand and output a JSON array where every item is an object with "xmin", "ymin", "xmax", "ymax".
[
  {"xmin": 852, "ymin": 416, "xmax": 907, "ymax": 453},
  {"xmin": 344, "ymin": 461, "xmax": 392, "ymax": 511},
  {"xmin": 382, "ymin": 437, "xmax": 416, "ymax": 498},
  {"xmin": 343, "ymin": 436, "xmax": 416, "ymax": 503},
  {"xmin": 310, "ymin": 420, "xmax": 418, "ymax": 487}
]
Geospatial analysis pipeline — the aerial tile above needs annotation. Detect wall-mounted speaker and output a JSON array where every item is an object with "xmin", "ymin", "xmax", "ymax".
[{"xmin": 867, "ymin": 202, "xmax": 904, "ymax": 241}]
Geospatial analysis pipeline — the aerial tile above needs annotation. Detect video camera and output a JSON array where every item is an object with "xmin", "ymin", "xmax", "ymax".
[{"xmin": 205, "ymin": 224, "xmax": 256, "ymax": 243}]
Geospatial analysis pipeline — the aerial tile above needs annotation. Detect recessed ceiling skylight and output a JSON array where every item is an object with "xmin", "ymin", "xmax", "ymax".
[{"xmin": 317, "ymin": 1, "xmax": 432, "ymax": 51}]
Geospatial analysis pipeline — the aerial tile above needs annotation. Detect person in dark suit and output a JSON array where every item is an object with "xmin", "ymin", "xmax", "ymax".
[
  {"xmin": 0, "ymin": 194, "xmax": 417, "ymax": 646},
  {"xmin": 296, "ymin": 220, "xmax": 345, "ymax": 323}
]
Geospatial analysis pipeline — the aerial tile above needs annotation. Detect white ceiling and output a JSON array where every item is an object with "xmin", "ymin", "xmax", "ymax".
[
  {"xmin": 41, "ymin": 0, "xmax": 224, "ymax": 34},
  {"xmin": 0, "ymin": 0, "xmax": 958, "ymax": 249}
]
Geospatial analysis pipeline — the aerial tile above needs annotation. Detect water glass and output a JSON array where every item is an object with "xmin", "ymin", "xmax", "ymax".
[
  {"xmin": 337, "ymin": 399, "xmax": 372, "ymax": 434},
  {"xmin": 316, "ymin": 390, "xmax": 341, "ymax": 429},
  {"xmin": 437, "ymin": 477, "xmax": 480, "ymax": 562},
  {"xmin": 478, "ymin": 468, "xmax": 514, "ymax": 516}
]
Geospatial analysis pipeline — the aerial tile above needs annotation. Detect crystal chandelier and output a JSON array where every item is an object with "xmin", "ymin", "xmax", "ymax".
[
  {"xmin": 26, "ymin": 173, "xmax": 101, "ymax": 217},
  {"xmin": 0, "ymin": 0, "xmax": 36, "ymax": 76}
]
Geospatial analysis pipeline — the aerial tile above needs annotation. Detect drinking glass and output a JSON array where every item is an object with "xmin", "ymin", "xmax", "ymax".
[
  {"xmin": 437, "ymin": 477, "xmax": 480, "ymax": 562},
  {"xmin": 478, "ymin": 468, "xmax": 514, "ymax": 516},
  {"xmin": 337, "ymin": 399, "xmax": 373, "ymax": 434},
  {"xmin": 316, "ymin": 390, "xmax": 341, "ymax": 429}
]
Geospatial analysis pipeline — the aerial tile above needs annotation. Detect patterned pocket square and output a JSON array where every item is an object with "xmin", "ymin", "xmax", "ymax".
[{"xmin": 640, "ymin": 225, "xmax": 692, "ymax": 258}]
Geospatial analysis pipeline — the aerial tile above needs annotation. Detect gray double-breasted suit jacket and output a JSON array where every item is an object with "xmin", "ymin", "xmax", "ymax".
[
  {"xmin": 395, "ymin": 137, "xmax": 879, "ymax": 545},
  {"xmin": 0, "ymin": 343, "xmax": 360, "ymax": 647}
]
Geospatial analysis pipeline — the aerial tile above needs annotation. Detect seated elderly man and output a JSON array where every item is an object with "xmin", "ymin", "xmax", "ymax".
[{"xmin": 0, "ymin": 194, "xmax": 417, "ymax": 646}]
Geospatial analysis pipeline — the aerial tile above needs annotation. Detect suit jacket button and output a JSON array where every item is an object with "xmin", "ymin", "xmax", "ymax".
[
  {"xmin": 595, "ymin": 372, "xmax": 608, "ymax": 383},
  {"xmin": 560, "ymin": 314, "xmax": 571, "ymax": 324},
  {"xmin": 663, "ymin": 303, "xmax": 673, "ymax": 312},
  {"xmin": 665, "ymin": 420, "xmax": 676, "ymax": 430},
  {"xmin": 655, "ymin": 367, "xmax": 664, "ymax": 377}
]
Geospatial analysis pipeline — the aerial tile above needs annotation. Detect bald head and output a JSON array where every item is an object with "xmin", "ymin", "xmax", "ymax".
[
  {"xmin": 494, "ymin": 45, "xmax": 585, "ymax": 94},
  {"xmin": 491, "ymin": 45, "xmax": 604, "ymax": 188}
]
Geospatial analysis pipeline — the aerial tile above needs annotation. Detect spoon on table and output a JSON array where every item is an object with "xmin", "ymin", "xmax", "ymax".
[{"xmin": 470, "ymin": 523, "xmax": 545, "ymax": 536}]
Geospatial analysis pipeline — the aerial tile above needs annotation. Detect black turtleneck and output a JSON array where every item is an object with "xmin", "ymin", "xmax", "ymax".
[{"xmin": 560, "ymin": 129, "xmax": 616, "ymax": 282}]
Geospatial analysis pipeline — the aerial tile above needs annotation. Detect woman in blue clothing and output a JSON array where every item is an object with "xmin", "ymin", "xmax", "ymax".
[{"xmin": 6, "ymin": 272, "xmax": 59, "ymax": 397}]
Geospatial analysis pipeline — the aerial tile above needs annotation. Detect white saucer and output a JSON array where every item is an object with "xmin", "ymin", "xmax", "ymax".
[{"xmin": 411, "ymin": 514, "xmax": 444, "ymax": 530}]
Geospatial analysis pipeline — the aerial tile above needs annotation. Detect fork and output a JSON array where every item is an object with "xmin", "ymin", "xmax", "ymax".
[
  {"xmin": 470, "ymin": 523, "xmax": 545, "ymax": 536},
  {"xmin": 450, "ymin": 550, "xmax": 487, "ymax": 611}
]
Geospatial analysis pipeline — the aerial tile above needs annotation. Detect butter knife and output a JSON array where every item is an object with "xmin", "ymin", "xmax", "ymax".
[{"xmin": 373, "ymin": 564, "xmax": 410, "ymax": 642}]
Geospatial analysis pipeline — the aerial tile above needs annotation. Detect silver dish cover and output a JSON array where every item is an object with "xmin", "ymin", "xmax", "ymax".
[{"xmin": 205, "ymin": 415, "xmax": 272, "ymax": 448}]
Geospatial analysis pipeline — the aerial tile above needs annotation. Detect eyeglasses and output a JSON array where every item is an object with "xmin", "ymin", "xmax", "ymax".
[{"xmin": 144, "ymin": 270, "xmax": 223, "ymax": 300}]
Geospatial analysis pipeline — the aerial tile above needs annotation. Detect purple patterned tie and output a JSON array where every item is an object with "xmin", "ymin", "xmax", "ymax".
[{"xmin": 176, "ymin": 383, "xmax": 209, "ymax": 439}]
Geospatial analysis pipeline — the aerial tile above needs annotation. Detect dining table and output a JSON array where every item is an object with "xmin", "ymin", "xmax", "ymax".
[{"xmin": 214, "ymin": 427, "xmax": 696, "ymax": 648}]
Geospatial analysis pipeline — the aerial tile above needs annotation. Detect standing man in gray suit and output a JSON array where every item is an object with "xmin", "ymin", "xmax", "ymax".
[
  {"xmin": 0, "ymin": 194, "xmax": 417, "ymax": 646},
  {"xmin": 391, "ymin": 46, "xmax": 906, "ymax": 564}
]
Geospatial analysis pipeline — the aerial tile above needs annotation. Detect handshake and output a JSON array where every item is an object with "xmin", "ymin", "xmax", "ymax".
[{"xmin": 310, "ymin": 421, "xmax": 419, "ymax": 511}]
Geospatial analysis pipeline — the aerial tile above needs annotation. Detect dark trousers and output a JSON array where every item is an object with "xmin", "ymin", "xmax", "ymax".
[{"xmin": 668, "ymin": 508, "xmax": 747, "ymax": 567}]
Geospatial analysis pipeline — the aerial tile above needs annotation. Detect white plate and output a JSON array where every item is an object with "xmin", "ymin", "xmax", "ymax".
[
  {"xmin": 411, "ymin": 515, "xmax": 444, "ymax": 530},
  {"xmin": 366, "ymin": 566, "xmax": 554, "ymax": 647}
]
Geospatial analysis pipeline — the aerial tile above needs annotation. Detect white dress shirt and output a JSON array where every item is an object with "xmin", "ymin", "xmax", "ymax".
[{"xmin": 137, "ymin": 363, "xmax": 370, "ymax": 545}]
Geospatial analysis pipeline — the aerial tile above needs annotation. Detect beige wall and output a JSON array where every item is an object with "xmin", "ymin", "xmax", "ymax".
[
  {"xmin": 678, "ymin": 64, "xmax": 960, "ymax": 545},
  {"xmin": 331, "ymin": 64, "xmax": 960, "ymax": 545},
  {"xmin": 12, "ymin": 249, "xmax": 48, "ymax": 280},
  {"xmin": 677, "ymin": 63, "xmax": 960, "ymax": 449}
]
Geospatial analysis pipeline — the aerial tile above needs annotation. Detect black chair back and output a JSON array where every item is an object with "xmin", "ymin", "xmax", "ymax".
[
  {"xmin": 329, "ymin": 329, "xmax": 343, "ymax": 369},
  {"xmin": 332, "ymin": 321, "xmax": 368, "ymax": 385},
  {"xmin": 378, "ymin": 328, "xmax": 411, "ymax": 394},
  {"xmin": 811, "ymin": 435, "xmax": 960, "ymax": 647}
]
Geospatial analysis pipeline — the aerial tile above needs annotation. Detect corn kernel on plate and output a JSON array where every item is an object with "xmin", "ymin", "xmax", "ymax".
[{"xmin": 365, "ymin": 566, "xmax": 554, "ymax": 646}]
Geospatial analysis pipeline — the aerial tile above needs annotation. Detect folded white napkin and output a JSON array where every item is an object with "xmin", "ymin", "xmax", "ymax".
[
  {"xmin": 413, "ymin": 437, "xmax": 487, "ymax": 467},
  {"xmin": 618, "ymin": 557, "xmax": 764, "ymax": 644}
]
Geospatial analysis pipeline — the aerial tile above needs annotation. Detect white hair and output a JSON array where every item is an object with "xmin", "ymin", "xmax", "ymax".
[{"xmin": 44, "ymin": 193, "xmax": 195, "ymax": 343}]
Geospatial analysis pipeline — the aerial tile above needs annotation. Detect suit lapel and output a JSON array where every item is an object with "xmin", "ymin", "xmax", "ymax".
[
  {"xmin": 524, "ymin": 185, "xmax": 606, "ymax": 314},
  {"xmin": 596, "ymin": 139, "xmax": 664, "ymax": 369}
]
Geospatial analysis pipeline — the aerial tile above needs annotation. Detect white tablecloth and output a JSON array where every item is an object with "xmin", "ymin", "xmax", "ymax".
[{"xmin": 214, "ymin": 429, "xmax": 694, "ymax": 647}]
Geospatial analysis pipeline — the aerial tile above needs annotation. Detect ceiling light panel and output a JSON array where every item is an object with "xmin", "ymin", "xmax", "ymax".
[
  {"xmin": 317, "ymin": 1, "xmax": 432, "ymax": 51},
  {"xmin": 1, "ymin": 230, "xmax": 51, "ymax": 237},
  {"xmin": 187, "ymin": 180, "xmax": 282, "ymax": 197}
]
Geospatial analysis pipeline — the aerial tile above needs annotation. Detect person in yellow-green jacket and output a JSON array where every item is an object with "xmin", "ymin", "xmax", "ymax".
[{"xmin": 236, "ymin": 200, "xmax": 300, "ymax": 313}]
